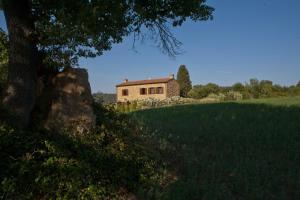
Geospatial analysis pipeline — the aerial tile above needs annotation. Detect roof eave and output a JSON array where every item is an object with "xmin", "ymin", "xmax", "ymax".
[{"xmin": 116, "ymin": 79, "xmax": 173, "ymax": 87}]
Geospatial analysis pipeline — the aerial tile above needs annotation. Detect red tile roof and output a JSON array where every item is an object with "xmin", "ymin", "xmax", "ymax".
[{"xmin": 116, "ymin": 77, "xmax": 173, "ymax": 87}]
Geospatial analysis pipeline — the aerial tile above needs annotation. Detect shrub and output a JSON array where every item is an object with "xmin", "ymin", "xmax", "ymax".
[
  {"xmin": 188, "ymin": 83, "xmax": 220, "ymax": 99},
  {"xmin": 225, "ymin": 91, "xmax": 243, "ymax": 101},
  {"xmin": 206, "ymin": 93, "xmax": 223, "ymax": 101},
  {"xmin": 129, "ymin": 101, "xmax": 138, "ymax": 112},
  {"xmin": 0, "ymin": 104, "xmax": 169, "ymax": 199}
]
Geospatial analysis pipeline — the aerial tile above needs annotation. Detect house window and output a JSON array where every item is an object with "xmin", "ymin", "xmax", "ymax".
[
  {"xmin": 122, "ymin": 89, "xmax": 128, "ymax": 96},
  {"xmin": 156, "ymin": 87, "xmax": 164, "ymax": 94},
  {"xmin": 140, "ymin": 88, "xmax": 147, "ymax": 95},
  {"xmin": 148, "ymin": 87, "xmax": 155, "ymax": 94}
]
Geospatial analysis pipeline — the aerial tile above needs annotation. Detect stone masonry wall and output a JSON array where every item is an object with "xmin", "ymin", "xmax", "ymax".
[{"xmin": 166, "ymin": 79, "xmax": 180, "ymax": 98}]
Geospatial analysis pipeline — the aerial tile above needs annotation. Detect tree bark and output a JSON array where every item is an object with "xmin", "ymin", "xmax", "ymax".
[{"xmin": 2, "ymin": 0, "xmax": 38, "ymax": 128}]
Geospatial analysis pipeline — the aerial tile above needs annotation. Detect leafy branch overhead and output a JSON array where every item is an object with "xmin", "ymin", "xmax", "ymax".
[
  {"xmin": 32, "ymin": 0, "xmax": 214, "ymax": 68},
  {"xmin": 0, "ymin": 28, "xmax": 8, "ymax": 87}
]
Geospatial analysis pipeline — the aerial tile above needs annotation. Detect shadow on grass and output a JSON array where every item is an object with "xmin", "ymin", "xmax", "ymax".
[{"xmin": 132, "ymin": 102, "xmax": 300, "ymax": 200}]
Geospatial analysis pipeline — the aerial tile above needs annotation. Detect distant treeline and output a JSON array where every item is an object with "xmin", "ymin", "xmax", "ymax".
[
  {"xmin": 188, "ymin": 79, "xmax": 300, "ymax": 100},
  {"xmin": 93, "ymin": 92, "xmax": 116, "ymax": 104}
]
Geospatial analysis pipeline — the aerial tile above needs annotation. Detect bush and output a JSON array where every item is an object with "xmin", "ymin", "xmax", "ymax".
[
  {"xmin": 188, "ymin": 83, "xmax": 220, "ymax": 99},
  {"xmin": 0, "ymin": 104, "xmax": 169, "ymax": 199},
  {"xmin": 225, "ymin": 91, "xmax": 243, "ymax": 101},
  {"xmin": 115, "ymin": 97, "xmax": 205, "ymax": 112},
  {"xmin": 206, "ymin": 93, "xmax": 225, "ymax": 101},
  {"xmin": 129, "ymin": 101, "xmax": 138, "ymax": 112}
]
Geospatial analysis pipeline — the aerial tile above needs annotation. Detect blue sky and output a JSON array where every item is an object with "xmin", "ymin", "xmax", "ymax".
[{"xmin": 1, "ymin": 0, "xmax": 299, "ymax": 93}]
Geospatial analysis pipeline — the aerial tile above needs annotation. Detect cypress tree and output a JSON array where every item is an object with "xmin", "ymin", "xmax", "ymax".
[{"xmin": 176, "ymin": 65, "xmax": 192, "ymax": 97}]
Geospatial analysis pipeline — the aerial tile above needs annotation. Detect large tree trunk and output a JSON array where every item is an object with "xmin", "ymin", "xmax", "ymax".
[{"xmin": 2, "ymin": 0, "xmax": 38, "ymax": 128}]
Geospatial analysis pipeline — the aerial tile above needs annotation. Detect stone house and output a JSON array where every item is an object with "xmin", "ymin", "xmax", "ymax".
[{"xmin": 116, "ymin": 74, "xmax": 180, "ymax": 102}]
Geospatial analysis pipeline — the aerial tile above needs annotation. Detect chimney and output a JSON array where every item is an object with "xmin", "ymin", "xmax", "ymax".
[
  {"xmin": 169, "ymin": 74, "xmax": 174, "ymax": 79},
  {"xmin": 124, "ymin": 78, "xmax": 128, "ymax": 83}
]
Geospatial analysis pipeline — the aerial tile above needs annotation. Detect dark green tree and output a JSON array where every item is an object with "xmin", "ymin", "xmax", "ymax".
[
  {"xmin": 232, "ymin": 82, "xmax": 244, "ymax": 92},
  {"xmin": 259, "ymin": 80, "xmax": 273, "ymax": 97},
  {"xmin": 176, "ymin": 65, "xmax": 192, "ymax": 97},
  {"xmin": 1, "ymin": 0, "xmax": 214, "ymax": 127},
  {"xmin": 188, "ymin": 83, "xmax": 220, "ymax": 99},
  {"xmin": 249, "ymin": 78, "xmax": 260, "ymax": 98}
]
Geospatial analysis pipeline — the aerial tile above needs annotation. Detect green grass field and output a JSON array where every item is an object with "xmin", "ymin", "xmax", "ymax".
[
  {"xmin": 132, "ymin": 96, "xmax": 300, "ymax": 199},
  {"xmin": 239, "ymin": 96, "xmax": 300, "ymax": 106}
]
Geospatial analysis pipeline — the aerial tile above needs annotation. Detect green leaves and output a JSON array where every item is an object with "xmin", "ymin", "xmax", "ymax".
[
  {"xmin": 188, "ymin": 79, "xmax": 300, "ymax": 100},
  {"xmin": 0, "ymin": 103, "xmax": 169, "ymax": 199},
  {"xmin": 0, "ymin": 28, "xmax": 8, "ymax": 91},
  {"xmin": 31, "ymin": 0, "xmax": 214, "ymax": 68}
]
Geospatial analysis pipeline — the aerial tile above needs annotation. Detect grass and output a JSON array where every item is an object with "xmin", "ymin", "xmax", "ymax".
[
  {"xmin": 132, "ymin": 96, "xmax": 300, "ymax": 199},
  {"xmin": 239, "ymin": 96, "xmax": 300, "ymax": 106}
]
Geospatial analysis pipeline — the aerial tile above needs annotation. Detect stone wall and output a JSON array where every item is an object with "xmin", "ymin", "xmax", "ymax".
[{"xmin": 166, "ymin": 79, "xmax": 180, "ymax": 97}]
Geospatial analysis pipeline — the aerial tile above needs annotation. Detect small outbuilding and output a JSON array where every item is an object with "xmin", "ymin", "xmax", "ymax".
[{"xmin": 116, "ymin": 74, "xmax": 180, "ymax": 102}]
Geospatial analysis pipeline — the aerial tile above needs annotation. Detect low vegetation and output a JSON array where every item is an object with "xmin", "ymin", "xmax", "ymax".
[
  {"xmin": 132, "ymin": 96, "xmax": 300, "ymax": 199},
  {"xmin": 188, "ymin": 79, "xmax": 300, "ymax": 100},
  {"xmin": 0, "ymin": 104, "xmax": 170, "ymax": 199},
  {"xmin": 240, "ymin": 96, "xmax": 300, "ymax": 106},
  {"xmin": 115, "ymin": 97, "xmax": 198, "ymax": 112},
  {"xmin": 93, "ymin": 92, "xmax": 116, "ymax": 105}
]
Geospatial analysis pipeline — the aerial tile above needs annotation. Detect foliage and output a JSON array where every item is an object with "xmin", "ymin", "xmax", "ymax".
[
  {"xmin": 115, "ymin": 92, "xmax": 245, "ymax": 113},
  {"xmin": 0, "ymin": 28, "xmax": 8, "ymax": 94},
  {"xmin": 27, "ymin": 0, "xmax": 214, "ymax": 69},
  {"xmin": 224, "ymin": 90, "xmax": 243, "ymax": 101},
  {"xmin": 132, "ymin": 96, "xmax": 300, "ymax": 199},
  {"xmin": 0, "ymin": 103, "xmax": 170, "ymax": 199},
  {"xmin": 232, "ymin": 82, "xmax": 244, "ymax": 91},
  {"xmin": 115, "ymin": 97, "xmax": 209, "ymax": 112},
  {"xmin": 176, "ymin": 65, "xmax": 192, "ymax": 97},
  {"xmin": 93, "ymin": 92, "xmax": 116, "ymax": 105},
  {"xmin": 188, "ymin": 83, "xmax": 220, "ymax": 99},
  {"xmin": 189, "ymin": 79, "xmax": 300, "ymax": 100},
  {"xmin": 201, "ymin": 91, "xmax": 243, "ymax": 102},
  {"xmin": 206, "ymin": 93, "xmax": 225, "ymax": 101}
]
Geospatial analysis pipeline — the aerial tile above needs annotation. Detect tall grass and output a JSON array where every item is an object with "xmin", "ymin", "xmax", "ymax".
[
  {"xmin": 132, "ymin": 97, "xmax": 300, "ymax": 199},
  {"xmin": 239, "ymin": 96, "xmax": 300, "ymax": 106}
]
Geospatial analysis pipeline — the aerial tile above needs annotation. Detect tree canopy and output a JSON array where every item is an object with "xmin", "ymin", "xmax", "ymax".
[
  {"xmin": 28, "ymin": 0, "xmax": 214, "ymax": 69},
  {"xmin": 0, "ymin": 28, "xmax": 8, "ymax": 92}
]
